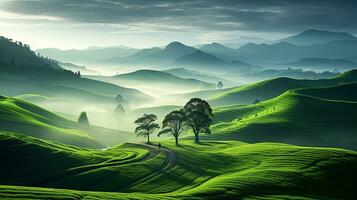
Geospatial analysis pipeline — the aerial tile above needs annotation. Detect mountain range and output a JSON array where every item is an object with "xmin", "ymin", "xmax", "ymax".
[{"xmin": 35, "ymin": 29, "xmax": 357, "ymax": 73}]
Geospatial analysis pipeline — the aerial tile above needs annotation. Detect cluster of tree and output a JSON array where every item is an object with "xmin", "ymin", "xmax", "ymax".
[
  {"xmin": 134, "ymin": 98, "xmax": 213, "ymax": 145},
  {"xmin": 74, "ymin": 71, "xmax": 81, "ymax": 77}
]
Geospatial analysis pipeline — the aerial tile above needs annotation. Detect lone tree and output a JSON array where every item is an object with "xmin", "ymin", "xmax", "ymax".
[
  {"xmin": 134, "ymin": 114, "xmax": 160, "ymax": 144},
  {"xmin": 158, "ymin": 110, "xmax": 188, "ymax": 146},
  {"xmin": 115, "ymin": 104, "xmax": 125, "ymax": 114},
  {"xmin": 217, "ymin": 81, "xmax": 223, "ymax": 89},
  {"xmin": 253, "ymin": 98, "xmax": 261, "ymax": 105},
  {"xmin": 183, "ymin": 98, "xmax": 213, "ymax": 144},
  {"xmin": 78, "ymin": 111, "xmax": 89, "ymax": 125},
  {"xmin": 115, "ymin": 94, "xmax": 124, "ymax": 103}
]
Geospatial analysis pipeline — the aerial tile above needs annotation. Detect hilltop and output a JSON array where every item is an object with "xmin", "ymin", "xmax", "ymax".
[{"xmin": 212, "ymin": 83, "xmax": 357, "ymax": 150}]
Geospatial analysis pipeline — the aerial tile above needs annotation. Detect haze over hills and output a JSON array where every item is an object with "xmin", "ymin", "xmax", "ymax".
[
  {"xmin": 116, "ymin": 42, "xmax": 197, "ymax": 66},
  {"xmin": 277, "ymin": 29, "xmax": 357, "ymax": 45},
  {"xmin": 36, "ymin": 46, "xmax": 139, "ymax": 64},
  {"xmin": 199, "ymin": 42, "xmax": 237, "ymax": 61},
  {"xmin": 236, "ymin": 40, "xmax": 357, "ymax": 66},
  {"xmin": 280, "ymin": 58, "xmax": 357, "ymax": 71},
  {"xmin": 34, "ymin": 30, "xmax": 357, "ymax": 74},
  {"xmin": 87, "ymin": 69, "xmax": 215, "ymax": 96},
  {"xmin": 162, "ymin": 68, "xmax": 237, "ymax": 86}
]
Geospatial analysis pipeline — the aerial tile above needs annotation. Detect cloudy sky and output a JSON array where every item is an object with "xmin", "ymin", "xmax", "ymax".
[{"xmin": 1, "ymin": 0, "xmax": 356, "ymax": 49}]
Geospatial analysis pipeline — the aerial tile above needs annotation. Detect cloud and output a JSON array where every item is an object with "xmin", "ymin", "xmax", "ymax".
[{"xmin": 1, "ymin": 0, "xmax": 357, "ymax": 35}]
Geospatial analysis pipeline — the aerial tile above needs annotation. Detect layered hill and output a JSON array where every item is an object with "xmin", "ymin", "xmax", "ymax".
[
  {"xmin": 0, "ymin": 96, "xmax": 102, "ymax": 148},
  {"xmin": 277, "ymin": 29, "xmax": 357, "ymax": 45},
  {"xmin": 87, "ymin": 70, "xmax": 215, "ymax": 95},
  {"xmin": 162, "ymin": 68, "xmax": 237, "ymax": 86},
  {"xmin": 0, "ymin": 37, "xmax": 152, "ymax": 108},
  {"xmin": 209, "ymin": 69, "xmax": 357, "ymax": 106},
  {"xmin": 0, "ymin": 95, "xmax": 137, "ymax": 147},
  {"xmin": 212, "ymin": 83, "xmax": 357, "ymax": 150},
  {"xmin": 281, "ymin": 58, "xmax": 357, "ymax": 71},
  {"xmin": 36, "ymin": 46, "xmax": 139, "ymax": 64}
]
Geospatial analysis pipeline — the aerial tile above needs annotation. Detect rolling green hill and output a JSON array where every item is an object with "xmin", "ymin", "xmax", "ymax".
[
  {"xmin": 209, "ymin": 69, "xmax": 357, "ymax": 107},
  {"xmin": 212, "ymin": 83, "xmax": 357, "ymax": 150},
  {"xmin": 0, "ymin": 95, "xmax": 138, "ymax": 148},
  {"xmin": 0, "ymin": 95, "xmax": 102, "ymax": 148},
  {"xmin": 0, "ymin": 135, "xmax": 356, "ymax": 199}
]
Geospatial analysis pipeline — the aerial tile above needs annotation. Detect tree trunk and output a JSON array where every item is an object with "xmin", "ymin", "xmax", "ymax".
[
  {"xmin": 147, "ymin": 134, "xmax": 150, "ymax": 144},
  {"xmin": 194, "ymin": 132, "xmax": 199, "ymax": 144},
  {"xmin": 175, "ymin": 136, "xmax": 179, "ymax": 146}
]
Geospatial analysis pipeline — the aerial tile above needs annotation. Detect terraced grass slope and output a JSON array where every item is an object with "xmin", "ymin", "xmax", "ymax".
[
  {"xmin": 209, "ymin": 69, "xmax": 357, "ymax": 107},
  {"xmin": 212, "ymin": 83, "xmax": 357, "ymax": 150},
  {"xmin": 0, "ymin": 96, "xmax": 136, "ymax": 148},
  {"xmin": 0, "ymin": 135, "xmax": 356, "ymax": 200}
]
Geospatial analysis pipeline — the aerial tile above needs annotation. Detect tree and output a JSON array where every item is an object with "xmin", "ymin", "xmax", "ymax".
[
  {"xmin": 183, "ymin": 98, "xmax": 213, "ymax": 144},
  {"xmin": 134, "ymin": 114, "xmax": 160, "ymax": 144},
  {"xmin": 78, "ymin": 111, "xmax": 89, "ymax": 125},
  {"xmin": 253, "ymin": 98, "xmax": 260, "ymax": 105},
  {"xmin": 115, "ymin": 104, "xmax": 125, "ymax": 115},
  {"xmin": 158, "ymin": 110, "xmax": 188, "ymax": 146},
  {"xmin": 217, "ymin": 81, "xmax": 223, "ymax": 89},
  {"xmin": 115, "ymin": 94, "xmax": 124, "ymax": 103}
]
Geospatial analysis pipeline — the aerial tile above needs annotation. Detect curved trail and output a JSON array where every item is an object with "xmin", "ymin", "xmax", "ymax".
[
  {"xmin": 119, "ymin": 143, "xmax": 177, "ymax": 191},
  {"xmin": 33, "ymin": 143, "xmax": 159, "ymax": 186}
]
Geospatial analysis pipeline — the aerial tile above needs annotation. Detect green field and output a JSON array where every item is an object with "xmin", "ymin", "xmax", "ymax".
[
  {"xmin": 1, "ymin": 69, "xmax": 357, "ymax": 199},
  {"xmin": 211, "ymin": 83, "xmax": 357, "ymax": 150},
  {"xmin": 0, "ymin": 133, "xmax": 356, "ymax": 199},
  {"xmin": 209, "ymin": 69, "xmax": 357, "ymax": 106}
]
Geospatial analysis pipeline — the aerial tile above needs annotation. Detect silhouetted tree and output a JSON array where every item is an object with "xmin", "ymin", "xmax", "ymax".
[
  {"xmin": 183, "ymin": 98, "xmax": 213, "ymax": 144},
  {"xmin": 158, "ymin": 110, "xmax": 188, "ymax": 145},
  {"xmin": 115, "ymin": 94, "xmax": 124, "ymax": 103},
  {"xmin": 115, "ymin": 104, "xmax": 125, "ymax": 115},
  {"xmin": 217, "ymin": 81, "xmax": 223, "ymax": 89},
  {"xmin": 78, "ymin": 111, "xmax": 89, "ymax": 125},
  {"xmin": 253, "ymin": 98, "xmax": 260, "ymax": 105},
  {"xmin": 134, "ymin": 114, "xmax": 159, "ymax": 144}
]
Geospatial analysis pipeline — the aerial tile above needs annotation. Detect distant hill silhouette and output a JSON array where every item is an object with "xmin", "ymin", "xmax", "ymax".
[
  {"xmin": 0, "ymin": 36, "xmax": 60, "ymax": 69},
  {"xmin": 36, "ymin": 46, "xmax": 139, "ymax": 64},
  {"xmin": 277, "ymin": 29, "xmax": 357, "ymax": 45},
  {"xmin": 281, "ymin": 58, "xmax": 357, "ymax": 71}
]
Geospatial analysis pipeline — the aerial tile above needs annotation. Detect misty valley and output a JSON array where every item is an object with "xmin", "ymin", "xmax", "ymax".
[{"xmin": 1, "ymin": 2, "xmax": 357, "ymax": 199}]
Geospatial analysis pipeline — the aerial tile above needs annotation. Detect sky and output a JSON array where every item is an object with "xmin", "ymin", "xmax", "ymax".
[{"xmin": 1, "ymin": 0, "xmax": 356, "ymax": 50}]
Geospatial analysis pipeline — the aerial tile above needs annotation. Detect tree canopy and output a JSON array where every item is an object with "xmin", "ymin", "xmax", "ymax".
[
  {"xmin": 134, "ymin": 114, "xmax": 160, "ymax": 144},
  {"xmin": 78, "ymin": 111, "xmax": 89, "ymax": 126},
  {"xmin": 158, "ymin": 110, "xmax": 188, "ymax": 145},
  {"xmin": 183, "ymin": 98, "xmax": 213, "ymax": 143}
]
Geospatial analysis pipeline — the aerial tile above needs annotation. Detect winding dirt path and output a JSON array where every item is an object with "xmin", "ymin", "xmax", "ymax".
[{"xmin": 119, "ymin": 143, "xmax": 177, "ymax": 191}]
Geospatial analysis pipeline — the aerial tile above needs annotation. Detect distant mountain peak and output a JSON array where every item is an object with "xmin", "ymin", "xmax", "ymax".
[
  {"xmin": 279, "ymin": 29, "xmax": 357, "ymax": 45},
  {"xmin": 165, "ymin": 41, "xmax": 188, "ymax": 49}
]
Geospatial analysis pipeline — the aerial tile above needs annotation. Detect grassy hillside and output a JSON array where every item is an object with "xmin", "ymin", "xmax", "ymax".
[
  {"xmin": 209, "ymin": 69, "xmax": 357, "ymax": 107},
  {"xmin": 0, "ymin": 96, "xmax": 102, "ymax": 148},
  {"xmin": 212, "ymin": 83, "xmax": 357, "ymax": 150},
  {"xmin": 0, "ymin": 96, "xmax": 138, "ymax": 148},
  {"xmin": 0, "ymin": 136, "xmax": 356, "ymax": 199}
]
